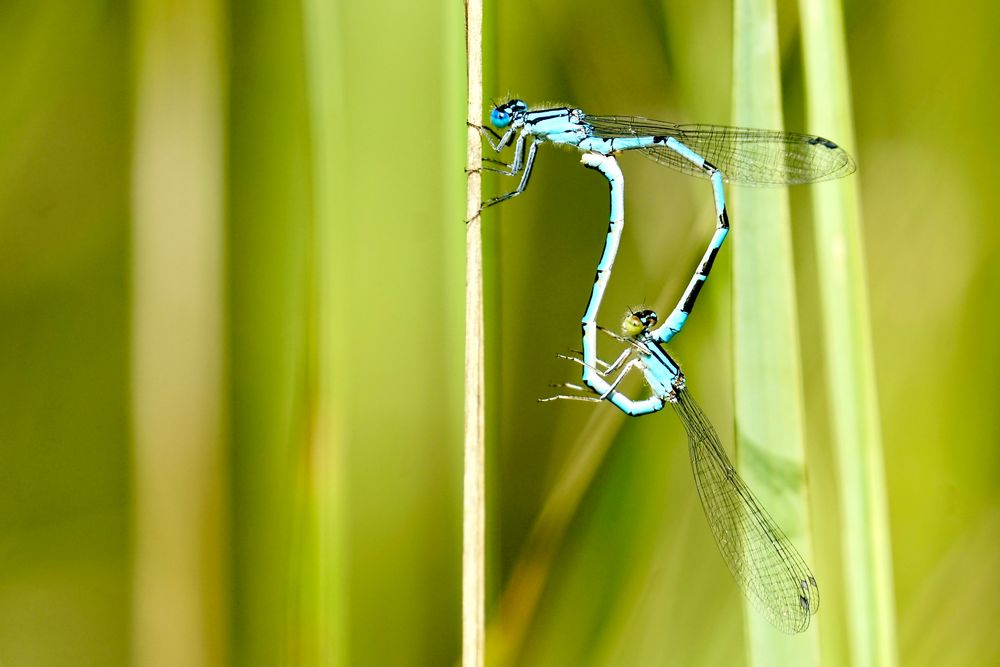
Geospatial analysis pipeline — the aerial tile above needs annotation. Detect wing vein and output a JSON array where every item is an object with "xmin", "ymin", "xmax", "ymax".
[
  {"xmin": 584, "ymin": 114, "xmax": 855, "ymax": 186},
  {"xmin": 672, "ymin": 388, "xmax": 819, "ymax": 633}
]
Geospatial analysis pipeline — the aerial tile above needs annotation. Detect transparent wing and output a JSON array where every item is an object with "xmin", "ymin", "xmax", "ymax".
[
  {"xmin": 584, "ymin": 114, "xmax": 855, "ymax": 186},
  {"xmin": 671, "ymin": 388, "xmax": 819, "ymax": 633}
]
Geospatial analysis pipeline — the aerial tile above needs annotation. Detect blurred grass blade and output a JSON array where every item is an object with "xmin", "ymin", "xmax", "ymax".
[
  {"xmin": 228, "ymin": 0, "xmax": 315, "ymax": 664},
  {"xmin": 301, "ymin": 0, "xmax": 348, "ymax": 663},
  {"xmin": 732, "ymin": 0, "xmax": 819, "ymax": 661},
  {"xmin": 797, "ymin": 0, "xmax": 899, "ymax": 664},
  {"xmin": 304, "ymin": 0, "xmax": 466, "ymax": 663},
  {"xmin": 130, "ymin": 0, "xmax": 228, "ymax": 664}
]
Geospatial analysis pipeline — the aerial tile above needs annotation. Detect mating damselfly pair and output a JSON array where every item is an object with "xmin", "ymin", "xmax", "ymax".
[{"xmin": 478, "ymin": 99, "xmax": 854, "ymax": 633}]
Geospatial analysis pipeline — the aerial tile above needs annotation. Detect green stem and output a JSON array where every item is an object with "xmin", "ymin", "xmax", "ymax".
[
  {"xmin": 732, "ymin": 0, "xmax": 819, "ymax": 661},
  {"xmin": 301, "ymin": 0, "xmax": 348, "ymax": 662},
  {"xmin": 798, "ymin": 0, "xmax": 899, "ymax": 664},
  {"xmin": 228, "ymin": 0, "xmax": 315, "ymax": 663}
]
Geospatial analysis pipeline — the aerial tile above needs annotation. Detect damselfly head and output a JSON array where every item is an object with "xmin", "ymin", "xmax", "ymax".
[
  {"xmin": 490, "ymin": 99, "xmax": 528, "ymax": 129},
  {"xmin": 622, "ymin": 309, "xmax": 657, "ymax": 336}
]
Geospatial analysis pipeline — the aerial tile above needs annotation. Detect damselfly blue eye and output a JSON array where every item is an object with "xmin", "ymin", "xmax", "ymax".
[{"xmin": 490, "ymin": 108, "xmax": 510, "ymax": 129}]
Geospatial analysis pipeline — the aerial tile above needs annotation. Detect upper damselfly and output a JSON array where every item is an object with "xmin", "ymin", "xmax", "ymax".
[{"xmin": 478, "ymin": 98, "xmax": 855, "ymax": 209}]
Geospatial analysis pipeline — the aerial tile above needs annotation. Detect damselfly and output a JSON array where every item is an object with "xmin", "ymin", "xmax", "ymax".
[
  {"xmin": 543, "ymin": 307, "xmax": 820, "ymax": 633},
  {"xmin": 538, "ymin": 152, "xmax": 829, "ymax": 633},
  {"xmin": 478, "ymin": 98, "xmax": 855, "ymax": 210}
]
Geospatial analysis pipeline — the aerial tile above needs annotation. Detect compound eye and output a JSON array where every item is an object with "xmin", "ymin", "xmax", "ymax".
[
  {"xmin": 622, "ymin": 314, "xmax": 645, "ymax": 336},
  {"xmin": 631, "ymin": 309, "xmax": 657, "ymax": 328},
  {"xmin": 490, "ymin": 108, "xmax": 511, "ymax": 129}
]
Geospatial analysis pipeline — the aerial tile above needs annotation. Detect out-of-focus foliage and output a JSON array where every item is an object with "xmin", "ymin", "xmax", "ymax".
[{"xmin": 0, "ymin": 0, "xmax": 997, "ymax": 664}]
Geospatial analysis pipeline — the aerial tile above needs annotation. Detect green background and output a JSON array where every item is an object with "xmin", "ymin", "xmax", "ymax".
[{"xmin": 0, "ymin": 0, "xmax": 996, "ymax": 664}]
